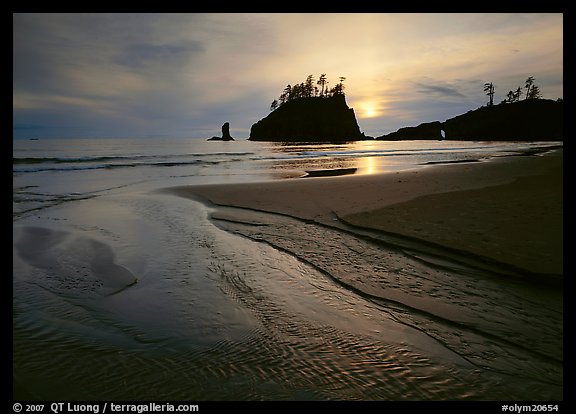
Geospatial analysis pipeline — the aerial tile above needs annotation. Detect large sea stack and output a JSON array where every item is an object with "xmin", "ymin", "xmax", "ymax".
[{"xmin": 249, "ymin": 94, "xmax": 365, "ymax": 142}]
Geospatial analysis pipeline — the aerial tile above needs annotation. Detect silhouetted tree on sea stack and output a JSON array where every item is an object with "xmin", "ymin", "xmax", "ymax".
[{"xmin": 270, "ymin": 74, "xmax": 347, "ymax": 112}]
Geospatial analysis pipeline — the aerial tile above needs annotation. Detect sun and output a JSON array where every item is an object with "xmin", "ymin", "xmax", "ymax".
[
  {"xmin": 356, "ymin": 101, "xmax": 380, "ymax": 118},
  {"xmin": 365, "ymin": 107, "xmax": 376, "ymax": 117}
]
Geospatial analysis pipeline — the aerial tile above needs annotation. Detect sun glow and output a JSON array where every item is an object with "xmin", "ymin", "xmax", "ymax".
[{"xmin": 355, "ymin": 101, "xmax": 381, "ymax": 118}]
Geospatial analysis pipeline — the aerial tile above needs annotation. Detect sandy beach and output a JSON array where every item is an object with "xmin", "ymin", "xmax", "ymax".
[
  {"xmin": 168, "ymin": 149, "xmax": 563, "ymax": 277},
  {"xmin": 14, "ymin": 142, "xmax": 563, "ymax": 400},
  {"xmin": 161, "ymin": 149, "xmax": 564, "ymax": 399}
]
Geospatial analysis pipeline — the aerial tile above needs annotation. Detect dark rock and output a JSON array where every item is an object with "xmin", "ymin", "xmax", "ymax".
[
  {"xmin": 249, "ymin": 94, "xmax": 365, "ymax": 142},
  {"xmin": 442, "ymin": 99, "xmax": 563, "ymax": 141},
  {"xmin": 379, "ymin": 121, "xmax": 443, "ymax": 141},
  {"xmin": 221, "ymin": 122, "xmax": 233, "ymax": 140},
  {"xmin": 377, "ymin": 99, "xmax": 563, "ymax": 141},
  {"xmin": 208, "ymin": 122, "xmax": 235, "ymax": 141},
  {"xmin": 303, "ymin": 168, "xmax": 357, "ymax": 178}
]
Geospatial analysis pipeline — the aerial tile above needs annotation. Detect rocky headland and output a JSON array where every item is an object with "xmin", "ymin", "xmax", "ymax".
[{"xmin": 378, "ymin": 99, "xmax": 563, "ymax": 141}]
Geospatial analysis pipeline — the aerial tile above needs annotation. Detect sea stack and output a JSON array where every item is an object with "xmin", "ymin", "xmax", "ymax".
[
  {"xmin": 208, "ymin": 122, "xmax": 234, "ymax": 141},
  {"xmin": 249, "ymin": 94, "xmax": 364, "ymax": 142},
  {"xmin": 221, "ymin": 122, "xmax": 233, "ymax": 141}
]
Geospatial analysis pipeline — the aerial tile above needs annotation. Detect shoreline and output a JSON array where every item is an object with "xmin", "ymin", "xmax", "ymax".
[{"xmin": 165, "ymin": 149, "xmax": 562, "ymax": 276}]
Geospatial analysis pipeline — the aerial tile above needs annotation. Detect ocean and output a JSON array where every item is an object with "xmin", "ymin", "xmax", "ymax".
[
  {"xmin": 13, "ymin": 138, "xmax": 562, "ymax": 214},
  {"xmin": 13, "ymin": 138, "xmax": 562, "ymax": 400}
]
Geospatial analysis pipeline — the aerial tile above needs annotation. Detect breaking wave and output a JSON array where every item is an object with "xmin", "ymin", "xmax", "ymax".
[{"xmin": 13, "ymin": 152, "xmax": 255, "ymax": 173}]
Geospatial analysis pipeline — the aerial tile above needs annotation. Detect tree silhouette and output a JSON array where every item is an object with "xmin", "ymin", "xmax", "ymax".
[
  {"xmin": 330, "ymin": 83, "xmax": 344, "ymax": 96},
  {"xmin": 270, "ymin": 74, "xmax": 347, "ymax": 111},
  {"xmin": 305, "ymin": 74, "xmax": 315, "ymax": 98},
  {"xmin": 279, "ymin": 84, "xmax": 291, "ymax": 105},
  {"xmin": 484, "ymin": 82, "xmax": 495, "ymax": 106},
  {"xmin": 502, "ymin": 86, "xmax": 522, "ymax": 104},
  {"xmin": 527, "ymin": 84, "xmax": 542, "ymax": 99},
  {"xmin": 270, "ymin": 99, "xmax": 278, "ymax": 111},
  {"xmin": 335, "ymin": 77, "xmax": 346, "ymax": 95},
  {"xmin": 493, "ymin": 76, "xmax": 546, "ymax": 105},
  {"xmin": 317, "ymin": 74, "xmax": 327, "ymax": 97},
  {"xmin": 524, "ymin": 76, "xmax": 535, "ymax": 100}
]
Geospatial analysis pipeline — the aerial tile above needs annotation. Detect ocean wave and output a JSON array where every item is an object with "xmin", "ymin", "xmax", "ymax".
[
  {"xmin": 250, "ymin": 142, "xmax": 561, "ymax": 163},
  {"xmin": 250, "ymin": 146, "xmax": 491, "ymax": 162},
  {"xmin": 13, "ymin": 152, "xmax": 255, "ymax": 164},
  {"xmin": 13, "ymin": 152, "xmax": 256, "ymax": 173}
]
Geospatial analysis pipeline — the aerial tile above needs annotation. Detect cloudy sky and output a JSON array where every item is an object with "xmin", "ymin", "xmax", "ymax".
[{"xmin": 13, "ymin": 13, "xmax": 563, "ymax": 139}]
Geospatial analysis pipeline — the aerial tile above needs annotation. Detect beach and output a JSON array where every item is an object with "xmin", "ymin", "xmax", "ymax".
[
  {"xmin": 161, "ymin": 149, "xmax": 564, "ymax": 399},
  {"xmin": 168, "ymin": 148, "xmax": 563, "ymax": 276},
  {"xmin": 14, "ymin": 140, "xmax": 563, "ymax": 400}
]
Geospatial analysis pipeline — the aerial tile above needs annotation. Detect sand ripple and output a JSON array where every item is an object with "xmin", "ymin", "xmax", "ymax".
[
  {"xmin": 206, "ymin": 205, "xmax": 563, "ymax": 397},
  {"xmin": 13, "ymin": 195, "xmax": 562, "ymax": 400}
]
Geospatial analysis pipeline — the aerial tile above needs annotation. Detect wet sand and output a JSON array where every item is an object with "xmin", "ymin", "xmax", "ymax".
[
  {"xmin": 168, "ymin": 149, "xmax": 563, "ymax": 276},
  {"xmin": 163, "ymin": 149, "xmax": 563, "ymax": 399},
  {"xmin": 13, "ymin": 149, "xmax": 563, "ymax": 400},
  {"xmin": 13, "ymin": 226, "xmax": 138, "ymax": 297}
]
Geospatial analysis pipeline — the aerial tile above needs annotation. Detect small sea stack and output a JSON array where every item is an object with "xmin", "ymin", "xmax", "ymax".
[{"xmin": 208, "ymin": 122, "xmax": 234, "ymax": 141}]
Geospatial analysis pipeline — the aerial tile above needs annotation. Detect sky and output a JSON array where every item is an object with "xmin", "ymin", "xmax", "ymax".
[{"xmin": 13, "ymin": 13, "xmax": 563, "ymax": 139}]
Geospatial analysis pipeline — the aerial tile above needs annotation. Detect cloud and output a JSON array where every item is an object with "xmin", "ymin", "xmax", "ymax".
[
  {"xmin": 13, "ymin": 123, "xmax": 47, "ymax": 131},
  {"xmin": 413, "ymin": 82, "xmax": 467, "ymax": 98},
  {"xmin": 112, "ymin": 42, "xmax": 204, "ymax": 70},
  {"xmin": 13, "ymin": 13, "xmax": 563, "ymax": 139}
]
